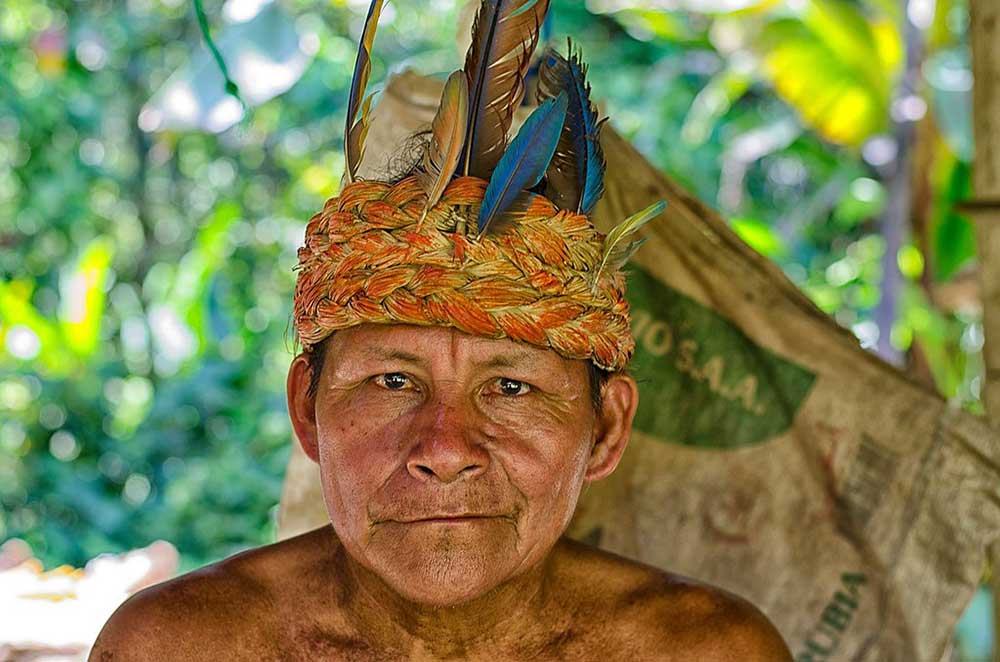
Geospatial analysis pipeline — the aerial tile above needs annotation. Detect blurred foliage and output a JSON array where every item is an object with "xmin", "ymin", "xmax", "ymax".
[
  {"xmin": 0, "ymin": 0, "xmax": 983, "ymax": 592},
  {"xmin": 0, "ymin": 0, "xmax": 468, "ymax": 571},
  {"xmin": 586, "ymin": 0, "xmax": 980, "ymax": 406}
]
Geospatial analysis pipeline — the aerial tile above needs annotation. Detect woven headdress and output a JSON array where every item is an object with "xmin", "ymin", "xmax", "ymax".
[{"xmin": 293, "ymin": 0, "xmax": 665, "ymax": 371}]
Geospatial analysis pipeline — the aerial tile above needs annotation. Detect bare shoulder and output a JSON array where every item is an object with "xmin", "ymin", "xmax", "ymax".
[
  {"xmin": 89, "ymin": 526, "xmax": 337, "ymax": 661},
  {"xmin": 555, "ymin": 538, "xmax": 792, "ymax": 662},
  {"xmin": 635, "ymin": 578, "xmax": 793, "ymax": 661},
  {"xmin": 89, "ymin": 561, "xmax": 252, "ymax": 661},
  {"xmin": 89, "ymin": 546, "xmax": 274, "ymax": 661}
]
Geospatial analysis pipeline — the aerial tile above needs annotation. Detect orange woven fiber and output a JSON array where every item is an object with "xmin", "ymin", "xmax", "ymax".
[{"xmin": 293, "ymin": 175, "xmax": 634, "ymax": 371}]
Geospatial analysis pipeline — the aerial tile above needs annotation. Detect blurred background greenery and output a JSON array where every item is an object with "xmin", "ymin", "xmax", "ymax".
[{"xmin": 0, "ymin": 0, "xmax": 989, "ymax": 656}]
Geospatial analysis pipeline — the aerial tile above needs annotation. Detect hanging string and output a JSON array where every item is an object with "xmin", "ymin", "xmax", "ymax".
[{"xmin": 192, "ymin": 0, "xmax": 247, "ymax": 115}]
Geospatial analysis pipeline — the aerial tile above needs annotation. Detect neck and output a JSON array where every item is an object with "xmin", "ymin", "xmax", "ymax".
[{"xmin": 331, "ymin": 532, "xmax": 557, "ymax": 659}]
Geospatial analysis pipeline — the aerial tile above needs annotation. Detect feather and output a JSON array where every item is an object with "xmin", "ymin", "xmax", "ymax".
[
  {"xmin": 477, "ymin": 92, "xmax": 568, "ymax": 235},
  {"xmin": 417, "ymin": 71, "xmax": 470, "ymax": 224},
  {"xmin": 461, "ymin": 0, "xmax": 551, "ymax": 180},
  {"xmin": 347, "ymin": 92, "xmax": 376, "ymax": 183},
  {"xmin": 592, "ymin": 201, "xmax": 666, "ymax": 291},
  {"xmin": 344, "ymin": 0, "xmax": 384, "ymax": 185},
  {"xmin": 536, "ymin": 41, "xmax": 606, "ymax": 214}
]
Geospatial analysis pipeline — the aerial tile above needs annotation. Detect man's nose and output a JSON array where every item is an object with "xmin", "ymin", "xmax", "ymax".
[{"xmin": 406, "ymin": 399, "xmax": 488, "ymax": 484}]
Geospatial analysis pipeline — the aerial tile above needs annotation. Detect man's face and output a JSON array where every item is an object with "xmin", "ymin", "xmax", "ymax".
[{"xmin": 294, "ymin": 324, "xmax": 613, "ymax": 606}]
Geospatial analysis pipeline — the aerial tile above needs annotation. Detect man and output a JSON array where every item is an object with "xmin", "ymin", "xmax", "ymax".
[
  {"xmin": 92, "ymin": 0, "xmax": 792, "ymax": 658},
  {"xmin": 92, "ymin": 322, "xmax": 791, "ymax": 661}
]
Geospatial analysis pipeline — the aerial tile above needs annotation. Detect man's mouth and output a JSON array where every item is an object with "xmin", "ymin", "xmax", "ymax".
[
  {"xmin": 371, "ymin": 508, "xmax": 520, "ymax": 528},
  {"xmin": 402, "ymin": 514, "xmax": 500, "ymax": 524}
]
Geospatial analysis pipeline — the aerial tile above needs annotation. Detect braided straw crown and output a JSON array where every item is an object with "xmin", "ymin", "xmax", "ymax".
[{"xmin": 293, "ymin": 175, "xmax": 634, "ymax": 371}]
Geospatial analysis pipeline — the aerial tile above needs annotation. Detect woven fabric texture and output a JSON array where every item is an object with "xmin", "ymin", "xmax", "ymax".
[{"xmin": 293, "ymin": 175, "xmax": 634, "ymax": 370}]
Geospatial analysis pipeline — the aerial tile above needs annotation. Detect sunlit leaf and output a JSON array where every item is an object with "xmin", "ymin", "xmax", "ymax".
[
  {"xmin": 754, "ymin": 6, "xmax": 895, "ymax": 146},
  {"xmin": 869, "ymin": 17, "xmax": 903, "ymax": 74},
  {"xmin": 301, "ymin": 164, "xmax": 338, "ymax": 197},
  {"xmin": 58, "ymin": 238, "xmax": 114, "ymax": 358},
  {"xmin": 803, "ymin": 282, "xmax": 842, "ymax": 313},
  {"xmin": 0, "ymin": 281, "xmax": 74, "ymax": 374},
  {"xmin": 588, "ymin": 0, "xmax": 779, "ymax": 16},
  {"xmin": 729, "ymin": 216, "xmax": 788, "ymax": 258},
  {"xmin": 586, "ymin": 0, "xmax": 778, "ymax": 43},
  {"xmin": 799, "ymin": 0, "xmax": 893, "ymax": 90},
  {"xmin": 897, "ymin": 244, "xmax": 924, "ymax": 280},
  {"xmin": 611, "ymin": 9, "xmax": 698, "ymax": 42}
]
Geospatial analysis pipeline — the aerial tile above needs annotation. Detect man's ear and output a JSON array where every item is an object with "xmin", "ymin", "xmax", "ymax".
[
  {"xmin": 287, "ymin": 354, "xmax": 320, "ymax": 463},
  {"xmin": 584, "ymin": 372, "xmax": 639, "ymax": 482}
]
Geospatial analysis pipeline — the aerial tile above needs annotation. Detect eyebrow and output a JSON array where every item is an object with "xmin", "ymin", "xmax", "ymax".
[
  {"xmin": 474, "ymin": 351, "xmax": 540, "ymax": 370},
  {"xmin": 359, "ymin": 348, "xmax": 428, "ymax": 365}
]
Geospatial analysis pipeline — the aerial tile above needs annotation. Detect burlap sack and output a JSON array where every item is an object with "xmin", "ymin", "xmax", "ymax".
[{"xmin": 278, "ymin": 71, "xmax": 1000, "ymax": 661}]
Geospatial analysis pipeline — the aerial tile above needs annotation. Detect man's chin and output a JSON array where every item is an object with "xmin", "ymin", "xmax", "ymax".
[{"xmin": 363, "ymin": 523, "xmax": 522, "ymax": 606}]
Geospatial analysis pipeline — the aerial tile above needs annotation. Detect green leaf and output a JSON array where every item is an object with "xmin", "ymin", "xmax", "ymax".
[
  {"xmin": 169, "ymin": 201, "xmax": 241, "ymax": 343},
  {"xmin": 0, "ymin": 280, "xmax": 75, "ymax": 374},
  {"xmin": 729, "ymin": 216, "xmax": 788, "ymax": 258},
  {"xmin": 833, "ymin": 177, "xmax": 886, "ymax": 228},
  {"xmin": 935, "ymin": 212, "xmax": 976, "ymax": 281},
  {"xmin": 609, "ymin": 9, "xmax": 700, "ymax": 42},
  {"xmin": 897, "ymin": 244, "xmax": 925, "ymax": 280},
  {"xmin": 58, "ymin": 237, "xmax": 115, "ymax": 358},
  {"xmin": 682, "ymin": 61, "xmax": 753, "ymax": 146},
  {"xmin": 934, "ymin": 159, "xmax": 976, "ymax": 281},
  {"xmin": 754, "ymin": 8, "xmax": 896, "ymax": 146},
  {"xmin": 801, "ymin": 0, "xmax": 899, "ymax": 84}
]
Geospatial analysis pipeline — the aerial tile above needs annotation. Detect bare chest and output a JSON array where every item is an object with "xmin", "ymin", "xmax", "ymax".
[{"xmin": 237, "ymin": 616, "xmax": 651, "ymax": 662}]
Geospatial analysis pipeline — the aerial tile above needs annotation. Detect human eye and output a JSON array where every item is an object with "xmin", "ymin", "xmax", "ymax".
[
  {"xmin": 494, "ymin": 377, "xmax": 531, "ymax": 397},
  {"xmin": 374, "ymin": 372, "xmax": 414, "ymax": 391}
]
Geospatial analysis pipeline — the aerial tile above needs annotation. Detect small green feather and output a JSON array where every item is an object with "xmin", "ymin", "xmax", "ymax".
[{"xmin": 591, "ymin": 200, "xmax": 666, "ymax": 291}]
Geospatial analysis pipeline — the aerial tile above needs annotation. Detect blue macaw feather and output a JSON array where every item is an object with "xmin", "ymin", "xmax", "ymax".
[
  {"xmin": 478, "ymin": 92, "xmax": 568, "ymax": 235},
  {"xmin": 536, "ymin": 41, "xmax": 606, "ymax": 215}
]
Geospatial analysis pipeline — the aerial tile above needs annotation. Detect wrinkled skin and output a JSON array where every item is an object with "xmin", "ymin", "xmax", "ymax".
[
  {"xmin": 90, "ymin": 325, "xmax": 792, "ymax": 661},
  {"xmin": 304, "ymin": 325, "xmax": 615, "ymax": 609}
]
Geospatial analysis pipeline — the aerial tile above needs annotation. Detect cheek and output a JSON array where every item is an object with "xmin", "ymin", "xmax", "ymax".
[
  {"xmin": 520, "ymin": 437, "xmax": 590, "ymax": 504},
  {"xmin": 492, "ymin": 413, "xmax": 593, "ymax": 526},
  {"xmin": 314, "ymin": 395, "xmax": 413, "ymax": 530},
  {"xmin": 318, "ymin": 388, "xmax": 416, "ymax": 458}
]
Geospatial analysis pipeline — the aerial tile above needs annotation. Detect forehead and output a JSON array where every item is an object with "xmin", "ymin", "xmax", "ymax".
[{"xmin": 325, "ymin": 324, "xmax": 581, "ymax": 373}]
